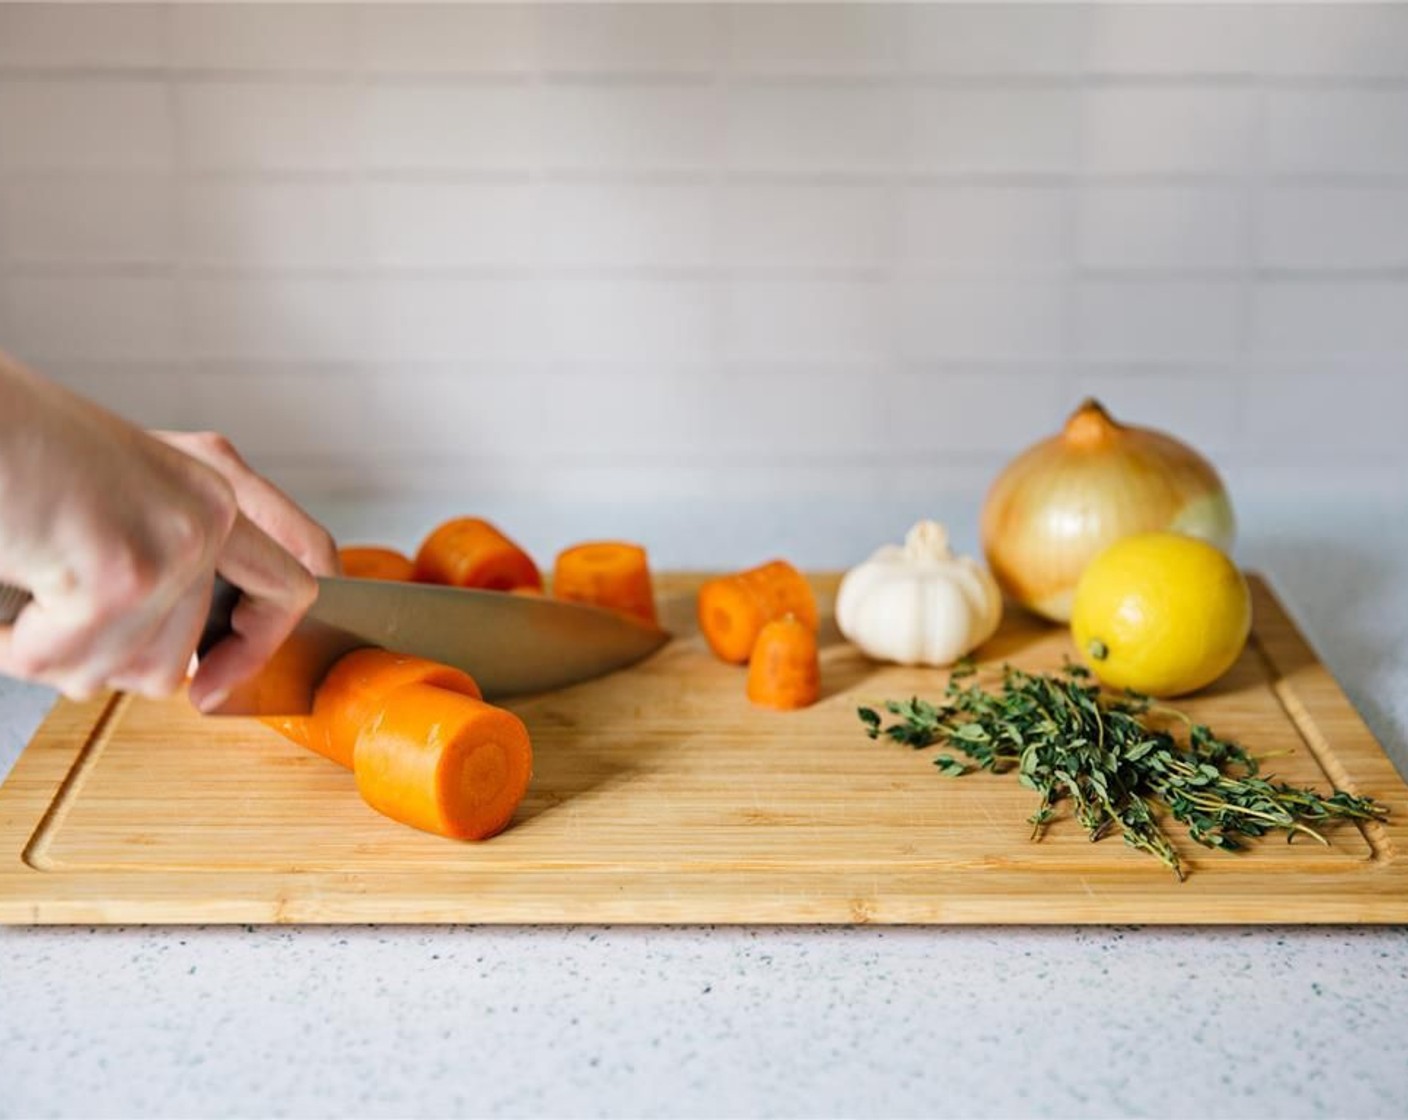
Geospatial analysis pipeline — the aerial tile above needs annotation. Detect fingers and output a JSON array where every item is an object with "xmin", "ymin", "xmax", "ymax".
[
  {"xmin": 155, "ymin": 431, "xmax": 340, "ymax": 577},
  {"xmin": 106, "ymin": 580, "xmax": 212, "ymax": 698},
  {"xmin": 188, "ymin": 514, "xmax": 317, "ymax": 713}
]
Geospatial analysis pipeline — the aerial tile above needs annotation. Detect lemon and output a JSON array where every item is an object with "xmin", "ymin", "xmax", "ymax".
[{"xmin": 1071, "ymin": 531, "xmax": 1251, "ymax": 698}]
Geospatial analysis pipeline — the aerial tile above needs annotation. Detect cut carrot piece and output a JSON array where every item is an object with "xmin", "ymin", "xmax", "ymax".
[
  {"xmin": 509, "ymin": 586, "xmax": 545, "ymax": 597},
  {"xmin": 747, "ymin": 616, "xmax": 821, "ymax": 710},
  {"xmin": 552, "ymin": 541, "xmax": 658, "ymax": 626},
  {"xmin": 697, "ymin": 560, "xmax": 819, "ymax": 664},
  {"xmin": 339, "ymin": 546, "xmax": 415, "ymax": 582},
  {"xmin": 353, "ymin": 682, "xmax": 533, "ymax": 841},
  {"xmin": 311, "ymin": 648, "xmax": 482, "ymax": 769},
  {"xmin": 413, "ymin": 517, "xmax": 542, "ymax": 592}
]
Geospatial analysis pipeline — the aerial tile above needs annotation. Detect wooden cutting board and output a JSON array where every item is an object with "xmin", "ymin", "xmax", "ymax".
[{"xmin": 1, "ymin": 573, "xmax": 1405, "ymax": 925}]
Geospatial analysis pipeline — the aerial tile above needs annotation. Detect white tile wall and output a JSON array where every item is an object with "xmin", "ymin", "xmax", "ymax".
[{"xmin": 1, "ymin": 2, "xmax": 1406, "ymax": 507}]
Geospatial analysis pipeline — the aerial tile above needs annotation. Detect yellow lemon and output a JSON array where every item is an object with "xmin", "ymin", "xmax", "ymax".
[{"xmin": 1071, "ymin": 531, "xmax": 1251, "ymax": 698}]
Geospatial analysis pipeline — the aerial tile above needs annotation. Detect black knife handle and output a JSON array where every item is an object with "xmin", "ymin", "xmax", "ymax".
[{"xmin": 197, "ymin": 575, "xmax": 242, "ymax": 658}]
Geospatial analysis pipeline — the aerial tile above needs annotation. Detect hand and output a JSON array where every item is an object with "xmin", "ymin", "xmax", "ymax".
[
  {"xmin": 0, "ymin": 353, "xmax": 322, "ymax": 710},
  {"xmin": 153, "ymin": 431, "xmax": 340, "ymax": 579}
]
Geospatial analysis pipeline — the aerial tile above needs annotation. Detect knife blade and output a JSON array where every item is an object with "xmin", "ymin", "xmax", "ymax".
[{"xmin": 1, "ymin": 575, "xmax": 671, "ymax": 715}]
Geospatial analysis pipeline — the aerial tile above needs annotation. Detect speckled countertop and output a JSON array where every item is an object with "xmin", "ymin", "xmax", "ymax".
[{"xmin": 2, "ymin": 495, "xmax": 1406, "ymax": 1119}]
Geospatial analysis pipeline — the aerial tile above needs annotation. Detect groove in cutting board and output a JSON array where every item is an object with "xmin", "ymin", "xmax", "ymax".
[{"xmin": 0, "ymin": 573, "xmax": 1405, "ymax": 924}]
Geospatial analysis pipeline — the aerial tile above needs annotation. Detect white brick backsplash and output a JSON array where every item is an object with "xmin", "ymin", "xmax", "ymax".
[
  {"xmin": 179, "ymin": 182, "xmax": 365, "ymax": 268},
  {"xmin": 536, "ymin": 279, "xmax": 714, "ymax": 362},
  {"xmin": 365, "ymin": 183, "xmax": 535, "ymax": 268},
  {"xmin": 537, "ymin": 4, "xmax": 719, "ymax": 75},
  {"xmin": 728, "ymin": 85, "xmax": 900, "ymax": 172},
  {"xmin": 903, "ymin": 282, "xmax": 1066, "ymax": 360},
  {"xmin": 1251, "ymin": 283, "xmax": 1408, "ymax": 358},
  {"xmin": 1259, "ymin": 187, "xmax": 1408, "ymax": 271},
  {"xmin": 722, "ymin": 280, "xmax": 890, "ymax": 361},
  {"xmin": 45, "ymin": 366, "xmax": 192, "ymax": 431},
  {"xmin": 0, "ymin": 80, "xmax": 172, "ymax": 170},
  {"xmin": 728, "ymin": 6, "xmax": 901, "ymax": 75},
  {"xmin": 1242, "ymin": 372, "xmax": 1408, "ymax": 459},
  {"xmin": 1066, "ymin": 371, "xmax": 1240, "ymax": 458},
  {"xmin": 177, "ymin": 83, "xmax": 356, "ymax": 171},
  {"xmin": 538, "ymin": 85, "xmax": 718, "ymax": 172},
  {"xmin": 1, "ymin": 4, "xmax": 1406, "ymax": 501},
  {"xmin": 186, "ymin": 370, "xmax": 367, "ymax": 457},
  {"xmin": 900, "ymin": 186, "xmax": 1068, "ymax": 271},
  {"xmin": 537, "ymin": 182, "xmax": 712, "ymax": 267},
  {"xmin": 700, "ymin": 369, "xmax": 891, "ymax": 455},
  {"xmin": 181, "ymin": 277, "xmax": 369, "ymax": 362},
  {"xmin": 1086, "ymin": 6, "xmax": 1264, "ymax": 76},
  {"xmin": 360, "ymin": 371, "xmax": 536, "ymax": 457},
  {"xmin": 3, "ymin": 275, "xmax": 177, "ymax": 361},
  {"xmin": 0, "ymin": 4, "xmax": 166, "ymax": 70},
  {"xmin": 1077, "ymin": 186, "xmax": 1246, "ymax": 271},
  {"xmin": 2, "ymin": 176, "xmax": 173, "ymax": 264},
  {"xmin": 1082, "ymin": 87, "xmax": 1256, "ymax": 176},
  {"xmin": 370, "ymin": 278, "xmax": 539, "ymax": 361},
  {"xmin": 721, "ymin": 183, "xmax": 889, "ymax": 268},
  {"xmin": 1266, "ymin": 91, "xmax": 1408, "ymax": 177},
  {"xmin": 1261, "ymin": 6, "xmax": 1408, "ymax": 77},
  {"xmin": 909, "ymin": 89, "xmax": 1078, "ymax": 174},
  {"xmin": 360, "ymin": 85, "xmax": 539, "ymax": 172},
  {"xmin": 907, "ymin": 5, "xmax": 1085, "ymax": 76},
  {"xmin": 888, "ymin": 370, "xmax": 1065, "ymax": 453},
  {"xmin": 356, "ymin": 5, "xmax": 536, "ymax": 74},
  {"xmin": 1076, "ymin": 281, "xmax": 1240, "ymax": 361},
  {"xmin": 173, "ymin": 6, "xmax": 352, "ymax": 72}
]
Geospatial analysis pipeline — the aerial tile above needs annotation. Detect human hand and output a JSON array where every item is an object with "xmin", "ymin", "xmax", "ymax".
[
  {"xmin": 153, "ymin": 431, "xmax": 340, "ymax": 579},
  {"xmin": 0, "ymin": 355, "xmax": 321, "ymax": 710}
]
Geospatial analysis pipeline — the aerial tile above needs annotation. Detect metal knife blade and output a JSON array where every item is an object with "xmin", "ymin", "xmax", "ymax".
[
  {"xmin": 207, "ymin": 575, "xmax": 671, "ymax": 715},
  {"xmin": 1, "ymin": 576, "xmax": 671, "ymax": 715}
]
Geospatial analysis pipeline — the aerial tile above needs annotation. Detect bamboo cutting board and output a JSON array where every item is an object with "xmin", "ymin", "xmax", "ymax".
[{"xmin": 1, "ymin": 574, "xmax": 1405, "ymax": 925}]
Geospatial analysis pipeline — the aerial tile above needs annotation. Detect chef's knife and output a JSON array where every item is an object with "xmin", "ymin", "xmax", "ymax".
[{"xmin": 0, "ymin": 576, "xmax": 670, "ymax": 715}]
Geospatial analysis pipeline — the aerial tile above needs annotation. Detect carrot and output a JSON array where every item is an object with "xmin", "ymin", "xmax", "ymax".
[
  {"xmin": 339, "ymin": 546, "xmax": 415, "ymax": 582},
  {"xmin": 509, "ymin": 586, "xmax": 545, "ymax": 597},
  {"xmin": 353, "ymin": 682, "xmax": 533, "ymax": 841},
  {"xmin": 413, "ymin": 517, "xmax": 542, "ymax": 592},
  {"xmin": 746, "ymin": 616, "xmax": 821, "ymax": 710},
  {"xmin": 697, "ymin": 560, "xmax": 818, "ymax": 664},
  {"xmin": 310, "ymin": 648, "xmax": 482, "ymax": 769},
  {"xmin": 552, "ymin": 541, "xmax": 658, "ymax": 626}
]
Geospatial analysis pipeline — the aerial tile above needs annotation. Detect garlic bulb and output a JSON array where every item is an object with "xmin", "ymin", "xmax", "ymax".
[
  {"xmin": 836, "ymin": 521, "xmax": 1002, "ymax": 667},
  {"xmin": 981, "ymin": 399, "xmax": 1235, "ymax": 623}
]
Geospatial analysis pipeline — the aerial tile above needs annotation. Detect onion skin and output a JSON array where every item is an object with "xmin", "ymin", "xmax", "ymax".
[{"xmin": 980, "ymin": 399, "xmax": 1235, "ymax": 623}]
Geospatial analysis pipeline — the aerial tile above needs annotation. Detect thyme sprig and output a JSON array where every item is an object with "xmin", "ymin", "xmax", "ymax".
[{"xmin": 858, "ymin": 661, "xmax": 1387, "ymax": 880}]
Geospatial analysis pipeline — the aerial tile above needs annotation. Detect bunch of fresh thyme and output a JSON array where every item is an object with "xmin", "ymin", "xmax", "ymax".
[{"xmin": 858, "ymin": 661, "xmax": 1387, "ymax": 880}]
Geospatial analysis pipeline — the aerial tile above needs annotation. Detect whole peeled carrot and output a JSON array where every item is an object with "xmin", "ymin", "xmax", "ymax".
[
  {"xmin": 697, "ymin": 560, "xmax": 818, "ymax": 664},
  {"xmin": 747, "ymin": 615, "xmax": 821, "ymax": 710},
  {"xmin": 353, "ymin": 682, "xmax": 533, "ymax": 841},
  {"xmin": 552, "ymin": 541, "xmax": 658, "ymax": 626},
  {"xmin": 309, "ymin": 648, "xmax": 482, "ymax": 769},
  {"xmin": 414, "ymin": 517, "xmax": 542, "ymax": 592},
  {"xmin": 339, "ymin": 546, "xmax": 415, "ymax": 582}
]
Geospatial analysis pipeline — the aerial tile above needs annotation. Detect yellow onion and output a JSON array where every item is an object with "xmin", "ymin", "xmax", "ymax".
[{"xmin": 980, "ymin": 398, "xmax": 1235, "ymax": 623}]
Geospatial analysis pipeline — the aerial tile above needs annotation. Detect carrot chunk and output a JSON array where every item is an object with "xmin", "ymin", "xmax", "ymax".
[
  {"xmin": 747, "ymin": 616, "xmax": 821, "ymax": 710},
  {"xmin": 697, "ymin": 560, "xmax": 818, "ymax": 664},
  {"xmin": 310, "ymin": 648, "xmax": 482, "ymax": 769},
  {"xmin": 413, "ymin": 517, "xmax": 542, "ymax": 592},
  {"xmin": 353, "ymin": 682, "xmax": 533, "ymax": 840},
  {"xmin": 552, "ymin": 541, "xmax": 658, "ymax": 626},
  {"xmin": 339, "ymin": 546, "xmax": 415, "ymax": 582}
]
